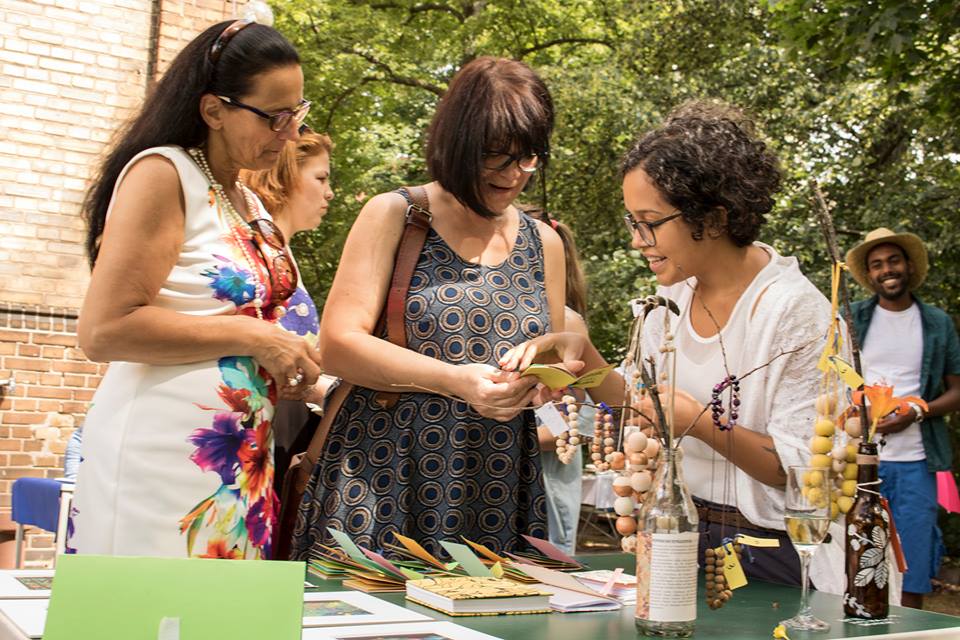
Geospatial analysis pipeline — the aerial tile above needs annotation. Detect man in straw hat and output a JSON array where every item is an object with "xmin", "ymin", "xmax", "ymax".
[{"xmin": 846, "ymin": 227, "xmax": 960, "ymax": 609}]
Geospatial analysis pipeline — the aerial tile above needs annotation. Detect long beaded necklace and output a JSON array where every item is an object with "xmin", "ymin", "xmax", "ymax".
[{"xmin": 187, "ymin": 146, "xmax": 266, "ymax": 320}]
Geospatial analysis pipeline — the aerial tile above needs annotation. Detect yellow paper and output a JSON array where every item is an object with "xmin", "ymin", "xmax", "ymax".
[
  {"xmin": 491, "ymin": 562, "xmax": 504, "ymax": 578},
  {"xmin": 521, "ymin": 363, "xmax": 615, "ymax": 390},
  {"xmin": 735, "ymin": 534, "xmax": 780, "ymax": 548},
  {"xmin": 827, "ymin": 355, "xmax": 865, "ymax": 389},
  {"xmin": 394, "ymin": 533, "xmax": 447, "ymax": 569},
  {"xmin": 717, "ymin": 543, "xmax": 747, "ymax": 590}
]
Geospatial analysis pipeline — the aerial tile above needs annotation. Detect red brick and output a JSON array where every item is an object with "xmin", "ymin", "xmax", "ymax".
[
  {"xmin": 16, "ymin": 344, "xmax": 40, "ymax": 357},
  {"xmin": 39, "ymin": 373, "xmax": 63, "ymax": 386},
  {"xmin": 12, "ymin": 372, "xmax": 38, "ymax": 384},
  {"xmin": 0, "ymin": 398, "xmax": 9, "ymax": 411},
  {"xmin": 51, "ymin": 361, "xmax": 97, "ymax": 374},
  {"xmin": 59, "ymin": 401, "xmax": 86, "ymax": 413},
  {"xmin": 1, "ymin": 412, "xmax": 44, "ymax": 424},
  {"xmin": 8, "ymin": 454, "xmax": 33, "ymax": 466},
  {"xmin": 40, "ymin": 346, "xmax": 65, "ymax": 358},
  {"xmin": 0, "ymin": 331, "xmax": 30, "ymax": 342},
  {"xmin": 72, "ymin": 389, "xmax": 94, "ymax": 401},
  {"xmin": 62, "ymin": 374, "xmax": 85, "ymax": 387},
  {"xmin": 3, "ymin": 357, "xmax": 49, "ymax": 372},
  {"xmin": 10, "ymin": 427, "xmax": 32, "ymax": 438},
  {"xmin": 11, "ymin": 399, "xmax": 38, "ymax": 411},
  {"xmin": 37, "ymin": 400, "xmax": 62, "ymax": 412},
  {"xmin": 0, "ymin": 441, "xmax": 22, "ymax": 452},
  {"xmin": 0, "ymin": 344, "xmax": 15, "ymax": 356},
  {"xmin": 0, "ymin": 468, "xmax": 43, "ymax": 479},
  {"xmin": 33, "ymin": 454, "xmax": 56, "ymax": 467},
  {"xmin": 22, "ymin": 441, "xmax": 41, "ymax": 452},
  {"xmin": 65, "ymin": 348, "xmax": 87, "ymax": 361},
  {"xmin": 26, "ymin": 387, "xmax": 71, "ymax": 399},
  {"xmin": 30, "ymin": 333, "xmax": 77, "ymax": 347}
]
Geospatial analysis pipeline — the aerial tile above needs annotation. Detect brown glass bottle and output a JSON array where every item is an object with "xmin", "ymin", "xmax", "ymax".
[{"xmin": 843, "ymin": 441, "xmax": 889, "ymax": 619}]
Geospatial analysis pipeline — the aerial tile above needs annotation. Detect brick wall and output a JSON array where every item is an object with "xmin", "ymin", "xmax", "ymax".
[{"xmin": 0, "ymin": 0, "xmax": 241, "ymax": 567}]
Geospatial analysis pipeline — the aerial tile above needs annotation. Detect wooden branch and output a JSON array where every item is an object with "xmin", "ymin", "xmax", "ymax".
[{"xmin": 810, "ymin": 179, "xmax": 871, "ymax": 436}]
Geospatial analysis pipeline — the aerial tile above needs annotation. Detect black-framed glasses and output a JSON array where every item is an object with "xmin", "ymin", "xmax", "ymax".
[
  {"xmin": 209, "ymin": 19, "xmax": 253, "ymax": 65},
  {"xmin": 481, "ymin": 150, "xmax": 543, "ymax": 173},
  {"xmin": 247, "ymin": 218, "xmax": 298, "ymax": 303},
  {"xmin": 623, "ymin": 210, "xmax": 683, "ymax": 246},
  {"xmin": 217, "ymin": 95, "xmax": 311, "ymax": 132}
]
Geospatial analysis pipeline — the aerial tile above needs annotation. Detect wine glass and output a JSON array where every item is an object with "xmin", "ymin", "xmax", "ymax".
[{"xmin": 781, "ymin": 465, "xmax": 832, "ymax": 632}]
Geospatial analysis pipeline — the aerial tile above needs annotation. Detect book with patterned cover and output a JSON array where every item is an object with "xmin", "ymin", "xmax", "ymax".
[{"xmin": 405, "ymin": 576, "xmax": 551, "ymax": 616}]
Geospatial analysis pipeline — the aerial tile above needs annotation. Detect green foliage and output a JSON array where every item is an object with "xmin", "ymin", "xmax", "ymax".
[{"xmin": 274, "ymin": 0, "xmax": 959, "ymax": 551}]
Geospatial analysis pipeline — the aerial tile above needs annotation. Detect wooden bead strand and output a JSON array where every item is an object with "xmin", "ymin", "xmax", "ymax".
[{"xmin": 704, "ymin": 544, "xmax": 741, "ymax": 609}]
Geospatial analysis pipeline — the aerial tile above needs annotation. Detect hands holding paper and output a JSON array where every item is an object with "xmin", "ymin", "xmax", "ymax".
[{"xmin": 452, "ymin": 363, "xmax": 540, "ymax": 422}]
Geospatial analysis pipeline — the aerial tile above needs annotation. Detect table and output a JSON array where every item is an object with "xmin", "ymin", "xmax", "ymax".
[{"xmin": 307, "ymin": 553, "xmax": 960, "ymax": 640}]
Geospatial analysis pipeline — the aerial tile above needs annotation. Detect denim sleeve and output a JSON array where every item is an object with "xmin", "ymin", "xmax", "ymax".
[{"xmin": 63, "ymin": 428, "xmax": 83, "ymax": 481}]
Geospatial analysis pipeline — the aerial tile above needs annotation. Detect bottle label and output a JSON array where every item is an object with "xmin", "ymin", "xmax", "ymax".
[{"xmin": 636, "ymin": 531, "xmax": 699, "ymax": 622}]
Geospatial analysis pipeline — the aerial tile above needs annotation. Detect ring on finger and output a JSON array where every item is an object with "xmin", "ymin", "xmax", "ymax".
[{"xmin": 287, "ymin": 372, "xmax": 304, "ymax": 387}]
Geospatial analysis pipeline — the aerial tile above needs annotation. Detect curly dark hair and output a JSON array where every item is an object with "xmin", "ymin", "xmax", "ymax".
[{"xmin": 620, "ymin": 100, "xmax": 782, "ymax": 247}]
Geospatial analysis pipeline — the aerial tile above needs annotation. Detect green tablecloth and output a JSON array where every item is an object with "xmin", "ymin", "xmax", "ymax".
[{"xmin": 307, "ymin": 553, "xmax": 960, "ymax": 640}]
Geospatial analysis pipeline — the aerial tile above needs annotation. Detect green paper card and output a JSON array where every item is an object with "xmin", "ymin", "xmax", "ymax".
[
  {"xmin": 521, "ymin": 363, "xmax": 615, "ymax": 390},
  {"xmin": 439, "ymin": 541, "xmax": 493, "ymax": 577},
  {"xmin": 43, "ymin": 555, "xmax": 304, "ymax": 640}
]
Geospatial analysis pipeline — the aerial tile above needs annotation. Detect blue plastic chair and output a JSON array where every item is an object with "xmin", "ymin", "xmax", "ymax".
[{"xmin": 11, "ymin": 477, "xmax": 64, "ymax": 568}]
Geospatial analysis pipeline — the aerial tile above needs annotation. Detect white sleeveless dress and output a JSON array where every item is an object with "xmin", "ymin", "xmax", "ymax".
[{"xmin": 68, "ymin": 146, "xmax": 319, "ymax": 560}]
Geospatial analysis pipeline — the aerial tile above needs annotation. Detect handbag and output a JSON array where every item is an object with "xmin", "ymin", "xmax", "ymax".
[{"xmin": 274, "ymin": 185, "xmax": 432, "ymax": 559}]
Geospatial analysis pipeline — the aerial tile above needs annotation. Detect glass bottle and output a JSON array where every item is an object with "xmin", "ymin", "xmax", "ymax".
[
  {"xmin": 635, "ymin": 443, "xmax": 699, "ymax": 637},
  {"xmin": 843, "ymin": 441, "xmax": 889, "ymax": 619}
]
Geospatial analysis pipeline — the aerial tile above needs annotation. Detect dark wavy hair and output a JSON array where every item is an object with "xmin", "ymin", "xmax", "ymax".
[
  {"xmin": 82, "ymin": 21, "xmax": 300, "ymax": 266},
  {"xmin": 427, "ymin": 57, "xmax": 554, "ymax": 218},
  {"xmin": 620, "ymin": 100, "xmax": 782, "ymax": 247}
]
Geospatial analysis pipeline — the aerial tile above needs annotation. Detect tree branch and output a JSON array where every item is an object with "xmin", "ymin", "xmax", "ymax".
[
  {"xmin": 517, "ymin": 37, "xmax": 616, "ymax": 58},
  {"xmin": 341, "ymin": 48, "xmax": 445, "ymax": 96}
]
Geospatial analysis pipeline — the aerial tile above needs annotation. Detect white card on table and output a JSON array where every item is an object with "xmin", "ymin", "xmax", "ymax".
[
  {"xmin": 0, "ymin": 571, "xmax": 54, "ymax": 599},
  {"xmin": 302, "ymin": 591, "xmax": 431, "ymax": 627},
  {"xmin": 0, "ymin": 599, "xmax": 48, "ymax": 638},
  {"xmin": 302, "ymin": 621, "xmax": 504, "ymax": 640}
]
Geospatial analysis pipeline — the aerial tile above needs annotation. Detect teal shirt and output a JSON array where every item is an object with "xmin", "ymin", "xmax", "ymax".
[{"xmin": 851, "ymin": 295, "xmax": 960, "ymax": 472}]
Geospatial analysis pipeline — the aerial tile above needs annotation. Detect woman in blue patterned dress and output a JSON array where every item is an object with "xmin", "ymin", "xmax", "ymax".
[{"xmin": 291, "ymin": 57, "xmax": 567, "ymax": 559}]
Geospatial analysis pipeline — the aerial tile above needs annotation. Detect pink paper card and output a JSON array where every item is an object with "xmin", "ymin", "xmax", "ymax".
[
  {"xmin": 360, "ymin": 548, "xmax": 406, "ymax": 579},
  {"xmin": 937, "ymin": 470, "xmax": 960, "ymax": 514},
  {"xmin": 521, "ymin": 534, "xmax": 581, "ymax": 565}
]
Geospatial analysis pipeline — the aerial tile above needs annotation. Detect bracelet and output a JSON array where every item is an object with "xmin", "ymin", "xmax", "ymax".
[{"xmin": 907, "ymin": 401, "xmax": 924, "ymax": 423}]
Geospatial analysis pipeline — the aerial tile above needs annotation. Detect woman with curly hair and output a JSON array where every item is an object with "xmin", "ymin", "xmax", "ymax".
[{"xmin": 502, "ymin": 100, "xmax": 843, "ymax": 591}]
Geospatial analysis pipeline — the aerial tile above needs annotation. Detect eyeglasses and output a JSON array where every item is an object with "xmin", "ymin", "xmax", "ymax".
[
  {"xmin": 481, "ymin": 150, "xmax": 543, "ymax": 173},
  {"xmin": 209, "ymin": 19, "xmax": 253, "ymax": 65},
  {"xmin": 247, "ymin": 218, "xmax": 298, "ymax": 303},
  {"xmin": 623, "ymin": 210, "xmax": 683, "ymax": 246},
  {"xmin": 217, "ymin": 95, "xmax": 311, "ymax": 132}
]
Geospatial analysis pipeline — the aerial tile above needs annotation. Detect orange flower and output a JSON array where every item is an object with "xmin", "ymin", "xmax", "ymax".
[
  {"xmin": 198, "ymin": 538, "xmax": 243, "ymax": 559},
  {"xmin": 852, "ymin": 383, "xmax": 928, "ymax": 441}
]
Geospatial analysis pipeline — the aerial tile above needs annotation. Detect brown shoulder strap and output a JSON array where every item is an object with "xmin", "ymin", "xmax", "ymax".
[
  {"xmin": 304, "ymin": 380, "xmax": 353, "ymax": 465},
  {"xmin": 385, "ymin": 186, "xmax": 431, "ymax": 348}
]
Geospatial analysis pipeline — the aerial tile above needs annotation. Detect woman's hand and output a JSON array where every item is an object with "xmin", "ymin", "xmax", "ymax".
[
  {"xmin": 452, "ymin": 363, "xmax": 539, "ymax": 422},
  {"xmin": 497, "ymin": 332, "xmax": 588, "ymax": 374},
  {"xmin": 635, "ymin": 386, "xmax": 712, "ymax": 439},
  {"xmin": 248, "ymin": 321, "xmax": 324, "ymax": 400}
]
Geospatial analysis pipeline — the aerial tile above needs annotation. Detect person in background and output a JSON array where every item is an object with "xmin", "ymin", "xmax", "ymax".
[
  {"xmin": 63, "ymin": 428, "xmax": 83, "ymax": 482},
  {"xmin": 846, "ymin": 227, "xmax": 960, "ymax": 609},
  {"xmin": 522, "ymin": 205, "xmax": 591, "ymax": 555},
  {"xmin": 502, "ymin": 100, "xmax": 844, "ymax": 592},
  {"xmin": 71, "ymin": 19, "xmax": 318, "ymax": 559},
  {"xmin": 291, "ymin": 56, "xmax": 566, "ymax": 559},
  {"xmin": 242, "ymin": 128, "xmax": 338, "ymax": 498}
]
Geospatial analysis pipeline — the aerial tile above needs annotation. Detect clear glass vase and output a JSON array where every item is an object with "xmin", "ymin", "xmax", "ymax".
[{"xmin": 635, "ymin": 443, "xmax": 699, "ymax": 637}]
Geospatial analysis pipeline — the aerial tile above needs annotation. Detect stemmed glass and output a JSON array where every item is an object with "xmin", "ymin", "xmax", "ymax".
[{"xmin": 781, "ymin": 465, "xmax": 832, "ymax": 632}]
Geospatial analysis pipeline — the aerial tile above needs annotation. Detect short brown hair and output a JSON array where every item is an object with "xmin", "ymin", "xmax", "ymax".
[
  {"xmin": 427, "ymin": 57, "xmax": 554, "ymax": 218},
  {"xmin": 243, "ymin": 130, "xmax": 333, "ymax": 215},
  {"xmin": 620, "ymin": 100, "xmax": 782, "ymax": 247}
]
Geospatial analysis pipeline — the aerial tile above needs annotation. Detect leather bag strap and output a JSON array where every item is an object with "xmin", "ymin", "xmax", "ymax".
[{"xmin": 385, "ymin": 185, "xmax": 431, "ymax": 348}]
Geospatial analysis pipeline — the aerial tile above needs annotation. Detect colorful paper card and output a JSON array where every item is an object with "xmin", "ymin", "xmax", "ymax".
[
  {"xmin": 440, "ymin": 541, "xmax": 493, "ymax": 577},
  {"xmin": 302, "ymin": 621, "xmax": 505, "ymax": 640},
  {"xmin": 521, "ymin": 534, "xmax": 582, "ymax": 566},
  {"xmin": 301, "ymin": 591, "xmax": 430, "ymax": 627},
  {"xmin": 461, "ymin": 538, "xmax": 509, "ymax": 564},
  {"xmin": 521, "ymin": 364, "xmax": 615, "ymax": 390},
  {"xmin": 328, "ymin": 527, "xmax": 372, "ymax": 564},
  {"xmin": 0, "ymin": 570, "xmax": 54, "ymax": 599},
  {"xmin": 393, "ymin": 533, "xmax": 448, "ymax": 569},
  {"xmin": 42, "ymin": 555, "xmax": 304, "ymax": 640}
]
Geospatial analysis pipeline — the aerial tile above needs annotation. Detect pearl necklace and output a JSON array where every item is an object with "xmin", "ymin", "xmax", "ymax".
[{"xmin": 188, "ymin": 147, "xmax": 266, "ymax": 320}]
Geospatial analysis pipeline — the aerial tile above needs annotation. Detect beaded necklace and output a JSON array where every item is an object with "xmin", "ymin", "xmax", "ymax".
[{"xmin": 187, "ymin": 146, "xmax": 266, "ymax": 320}]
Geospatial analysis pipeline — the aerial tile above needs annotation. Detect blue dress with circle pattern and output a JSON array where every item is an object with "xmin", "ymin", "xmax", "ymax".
[{"xmin": 290, "ymin": 213, "xmax": 550, "ymax": 559}]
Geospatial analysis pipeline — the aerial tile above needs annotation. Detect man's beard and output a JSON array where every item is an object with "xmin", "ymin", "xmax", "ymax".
[{"xmin": 873, "ymin": 274, "xmax": 909, "ymax": 300}]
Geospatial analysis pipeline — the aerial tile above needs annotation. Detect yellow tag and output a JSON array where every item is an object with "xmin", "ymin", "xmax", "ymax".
[
  {"xmin": 827, "ymin": 355, "xmax": 864, "ymax": 389},
  {"xmin": 490, "ymin": 561, "xmax": 504, "ymax": 579},
  {"xmin": 718, "ymin": 543, "xmax": 747, "ymax": 590},
  {"xmin": 735, "ymin": 534, "xmax": 780, "ymax": 548}
]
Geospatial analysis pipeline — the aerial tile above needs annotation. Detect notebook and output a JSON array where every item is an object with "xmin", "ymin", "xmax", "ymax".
[{"xmin": 405, "ymin": 576, "xmax": 551, "ymax": 616}]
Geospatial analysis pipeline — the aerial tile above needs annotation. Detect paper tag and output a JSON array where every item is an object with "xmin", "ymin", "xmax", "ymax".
[
  {"xmin": 600, "ymin": 567, "xmax": 623, "ymax": 596},
  {"xmin": 535, "ymin": 402, "xmax": 570, "ymax": 437},
  {"xmin": 734, "ymin": 534, "xmax": 780, "ymax": 548},
  {"xmin": 490, "ymin": 562, "xmax": 504, "ymax": 579},
  {"xmin": 439, "ymin": 541, "xmax": 493, "ymax": 577},
  {"xmin": 827, "ymin": 355, "xmax": 865, "ymax": 389},
  {"xmin": 718, "ymin": 543, "xmax": 747, "ymax": 590},
  {"xmin": 157, "ymin": 617, "xmax": 180, "ymax": 640},
  {"xmin": 880, "ymin": 497, "xmax": 908, "ymax": 573}
]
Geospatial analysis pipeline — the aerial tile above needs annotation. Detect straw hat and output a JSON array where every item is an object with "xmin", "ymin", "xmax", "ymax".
[{"xmin": 845, "ymin": 227, "xmax": 928, "ymax": 292}]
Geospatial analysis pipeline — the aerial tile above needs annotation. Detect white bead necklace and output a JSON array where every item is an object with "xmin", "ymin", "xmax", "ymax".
[{"xmin": 188, "ymin": 146, "xmax": 266, "ymax": 320}]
